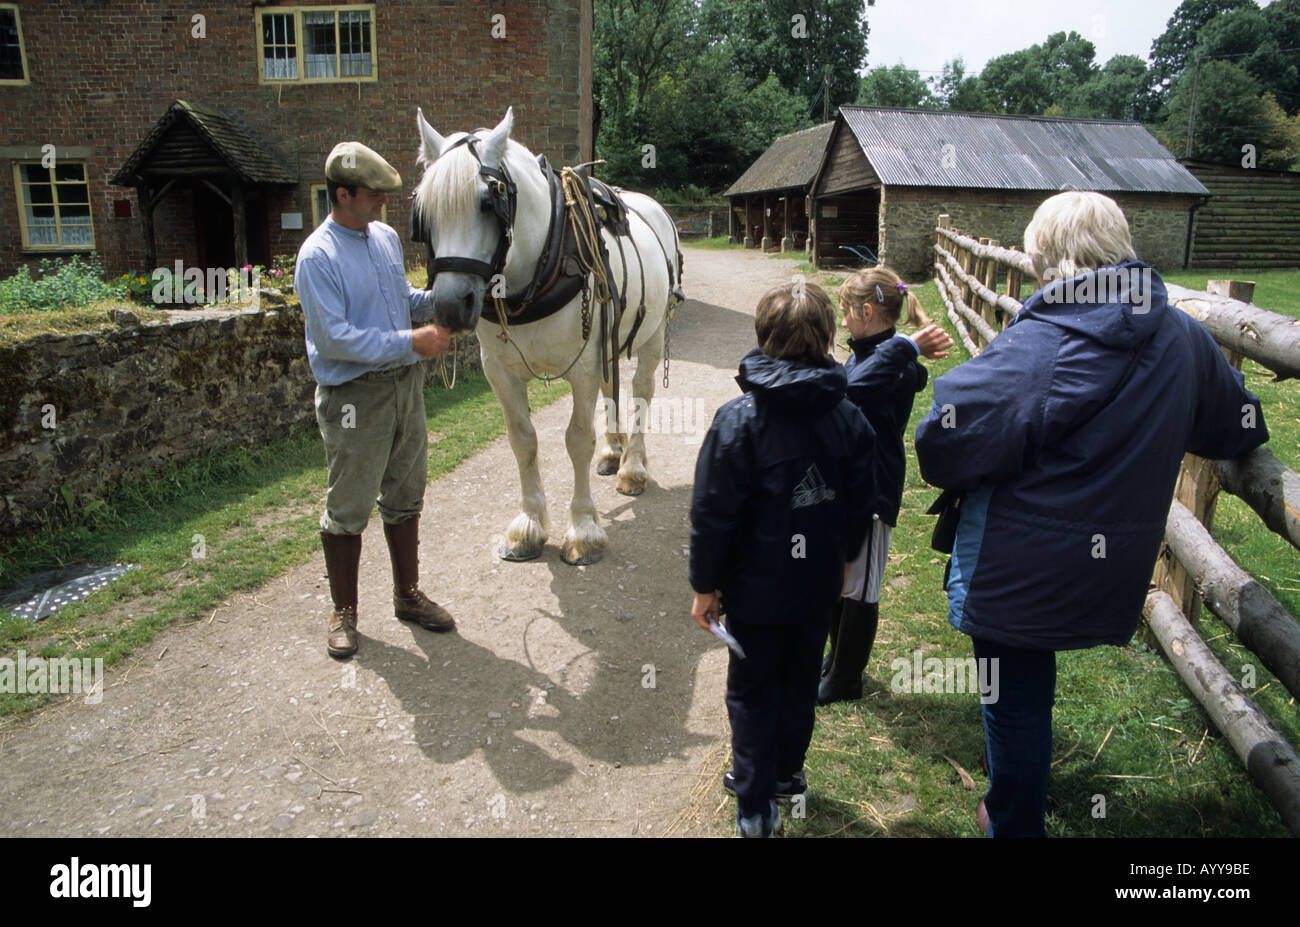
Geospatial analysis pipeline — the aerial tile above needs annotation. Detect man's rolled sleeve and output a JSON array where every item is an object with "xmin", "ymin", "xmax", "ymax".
[{"xmin": 408, "ymin": 283, "xmax": 435, "ymax": 324}]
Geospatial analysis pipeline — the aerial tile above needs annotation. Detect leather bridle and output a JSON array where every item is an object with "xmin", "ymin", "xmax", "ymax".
[{"xmin": 416, "ymin": 134, "xmax": 517, "ymax": 285}]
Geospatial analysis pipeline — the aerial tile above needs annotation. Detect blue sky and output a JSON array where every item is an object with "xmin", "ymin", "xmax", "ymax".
[{"xmin": 863, "ymin": 0, "xmax": 1187, "ymax": 76}]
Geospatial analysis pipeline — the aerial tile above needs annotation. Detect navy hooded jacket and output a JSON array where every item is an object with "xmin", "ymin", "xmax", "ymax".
[
  {"xmin": 914, "ymin": 261, "xmax": 1268, "ymax": 651},
  {"xmin": 690, "ymin": 349, "xmax": 876, "ymax": 626},
  {"xmin": 845, "ymin": 329, "xmax": 928, "ymax": 526}
]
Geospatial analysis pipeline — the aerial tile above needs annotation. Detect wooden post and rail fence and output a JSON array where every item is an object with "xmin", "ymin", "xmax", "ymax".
[{"xmin": 932, "ymin": 214, "xmax": 1300, "ymax": 833}]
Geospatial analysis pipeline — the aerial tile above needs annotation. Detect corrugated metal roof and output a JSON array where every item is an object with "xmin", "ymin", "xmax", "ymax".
[
  {"xmin": 726, "ymin": 122, "xmax": 835, "ymax": 197},
  {"xmin": 840, "ymin": 107, "xmax": 1209, "ymax": 195}
]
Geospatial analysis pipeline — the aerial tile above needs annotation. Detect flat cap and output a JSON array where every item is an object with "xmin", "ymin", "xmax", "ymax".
[{"xmin": 324, "ymin": 141, "xmax": 402, "ymax": 192}]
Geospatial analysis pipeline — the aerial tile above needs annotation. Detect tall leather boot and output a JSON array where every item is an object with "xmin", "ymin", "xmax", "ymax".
[
  {"xmin": 320, "ymin": 531, "xmax": 362, "ymax": 658},
  {"xmin": 383, "ymin": 516, "xmax": 455, "ymax": 632},
  {"xmin": 821, "ymin": 596, "xmax": 845, "ymax": 678},
  {"xmin": 817, "ymin": 600, "xmax": 879, "ymax": 705}
]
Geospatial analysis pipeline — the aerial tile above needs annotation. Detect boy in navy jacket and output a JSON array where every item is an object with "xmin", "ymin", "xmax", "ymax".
[{"xmin": 690, "ymin": 280, "xmax": 876, "ymax": 837}]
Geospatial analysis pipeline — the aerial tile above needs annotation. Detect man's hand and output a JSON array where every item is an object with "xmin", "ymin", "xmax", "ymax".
[
  {"xmin": 412, "ymin": 324, "xmax": 451, "ymax": 358},
  {"xmin": 913, "ymin": 324, "xmax": 954, "ymax": 359},
  {"xmin": 691, "ymin": 591, "xmax": 720, "ymax": 631}
]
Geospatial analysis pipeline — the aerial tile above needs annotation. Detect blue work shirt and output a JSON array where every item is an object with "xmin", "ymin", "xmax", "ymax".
[{"xmin": 295, "ymin": 216, "xmax": 434, "ymax": 386}]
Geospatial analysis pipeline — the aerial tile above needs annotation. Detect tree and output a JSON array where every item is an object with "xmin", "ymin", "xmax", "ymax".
[
  {"xmin": 1156, "ymin": 59, "xmax": 1300, "ymax": 168},
  {"xmin": 929, "ymin": 58, "xmax": 992, "ymax": 112},
  {"xmin": 1194, "ymin": 0, "xmax": 1300, "ymax": 117},
  {"xmin": 1142, "ymin": 0, "xmax": 1258, "ymax": 119},
  {"xmin": 1066, "ymin": 55, "xmax": 1149, "ymax": 120},
  {"xmin": 857, "ymin": 64, "xmax": 938, "ymax": 109},
  {"xmin": 700, "ymin": 0, "xmax": 869, "ymax": 116},
  {"xmin": 979, "ymin": 31, "xmax": 1098, "ymax": 115}
]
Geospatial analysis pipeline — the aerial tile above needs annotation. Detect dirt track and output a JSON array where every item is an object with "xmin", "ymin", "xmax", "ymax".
[{"xmin": 0, "ymin": 246, "xmax": 809, "ymax": 837}]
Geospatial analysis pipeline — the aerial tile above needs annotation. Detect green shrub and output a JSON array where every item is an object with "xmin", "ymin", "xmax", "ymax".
[{"xmin": 0, "ymin": 253, "xmax": 119, "ymax": 313}]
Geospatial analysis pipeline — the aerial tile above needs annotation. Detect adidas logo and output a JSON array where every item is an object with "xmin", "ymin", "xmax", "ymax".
[{"xmin": 792, "ymin": 464, "xmax": 835, "ymax": 509}]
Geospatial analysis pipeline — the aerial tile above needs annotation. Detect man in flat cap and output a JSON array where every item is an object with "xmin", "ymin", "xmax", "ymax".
[{"xmin": 295, "ymin": 140, "xmax": 454, "ymax": 659}]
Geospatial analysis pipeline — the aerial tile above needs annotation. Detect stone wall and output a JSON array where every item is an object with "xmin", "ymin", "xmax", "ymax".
[
  {"xmin": 0, "ymin": 302, "xmax": 483, "ymax": 543},
  {"xmin": 880, "ymin": 187, "xmax": 1197, "ymax": 280}
]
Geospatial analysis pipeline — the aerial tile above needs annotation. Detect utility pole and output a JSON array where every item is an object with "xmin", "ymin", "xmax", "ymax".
[{"xmin": 1185, "ymin": 56, "xmax": 1202, "ymax": 159}]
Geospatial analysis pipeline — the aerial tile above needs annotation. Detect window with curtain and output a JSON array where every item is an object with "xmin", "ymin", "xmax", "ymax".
[
  {"xmin": 17, "ymin": 163, "xmax": 94, "ymax": 248},
  {"xmin": 261, "ymin": 12, "xmax": 297, "ymax": 80},
  {"xmin": 303, "ymin": 11, "xmax": 336, "ymax": 79},
  {"xmin": 339, "ymin": 10, "xmax": 371, "ymax": 77},
  {"xmin": 260, "ymin": 7, "xmax": 373, "ymax": 83}
]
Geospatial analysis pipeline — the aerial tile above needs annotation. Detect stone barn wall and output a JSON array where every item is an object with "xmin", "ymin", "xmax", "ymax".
[
  {"xmin": 881, "ymin": 187, "xmax": 1197, "ymax": 280},
  {"xmin": 0, "ymin": 303, "xmax": 482, "ymax": 543}
]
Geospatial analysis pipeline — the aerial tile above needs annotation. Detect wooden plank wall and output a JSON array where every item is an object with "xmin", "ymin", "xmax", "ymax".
[{"xmin": 1186, "ymin": 160, "xmax": 1300, "ymax": 268}]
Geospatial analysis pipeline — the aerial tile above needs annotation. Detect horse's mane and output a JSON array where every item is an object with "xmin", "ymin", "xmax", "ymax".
[{"xmin": 413, "ymin": 130, "xmax": 532, "ymax": 232}]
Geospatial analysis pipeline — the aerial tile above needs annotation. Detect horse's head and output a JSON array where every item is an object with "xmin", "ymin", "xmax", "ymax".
[{"xmin": 413, "ymin": 107, "xmax": 517, "ymax": 333}]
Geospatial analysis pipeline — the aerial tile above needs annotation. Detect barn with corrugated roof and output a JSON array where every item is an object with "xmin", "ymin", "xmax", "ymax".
[
  {"xmin": 808, "ymin": 106, "xmax": 1210, "ymax": 277},
  {"xmin": 724, "ymin": 121, "xmax": 833, "ymax": 252}
]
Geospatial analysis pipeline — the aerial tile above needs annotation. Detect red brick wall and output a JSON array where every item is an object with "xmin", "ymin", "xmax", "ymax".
[{"xmin": 0, "ymin": 0, "xmax": 590, "ymax": 279}]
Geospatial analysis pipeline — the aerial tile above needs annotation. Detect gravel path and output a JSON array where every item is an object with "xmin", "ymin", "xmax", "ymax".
[{"xmin": 0, "ymin": 246, "xmax": 809, "ymax": 837}]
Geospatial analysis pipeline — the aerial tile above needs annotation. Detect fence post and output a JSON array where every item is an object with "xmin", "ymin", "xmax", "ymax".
[
  {"xmin": 1005, "ymin": 246, "xmax": 1023, "ymax": 325},
  {"xmin": 982, "ymin": 238, "xmax": 1000, "ymax": 332}
]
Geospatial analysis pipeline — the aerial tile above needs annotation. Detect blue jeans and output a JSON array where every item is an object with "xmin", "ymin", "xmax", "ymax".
[{"xmin": 971, "ymin": 637, "xmax": 1056, "ymax": 838}]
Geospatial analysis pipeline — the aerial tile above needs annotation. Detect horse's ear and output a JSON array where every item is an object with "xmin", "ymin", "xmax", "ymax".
[
  {"xmin": 479, "ymin": 107, "xmax": 514, "ymax": 167},
  {"xmin": 416, "ymin": 107, "xmax": 446, "ymax": 167}
]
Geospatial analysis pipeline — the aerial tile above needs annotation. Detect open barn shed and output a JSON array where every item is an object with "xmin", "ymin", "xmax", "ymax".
[
  {"xmin": 810, "ymin": 107, "xmax": 1210, "ymax": 277},
  {"xmin": 724, "ymin": 121, "xmax": 833, "ymax": 252}
]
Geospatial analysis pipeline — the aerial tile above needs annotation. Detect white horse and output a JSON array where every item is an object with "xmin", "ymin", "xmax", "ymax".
[{"xmin": 412, "ymin": 108, "xmax": 681, "ymax": 565}]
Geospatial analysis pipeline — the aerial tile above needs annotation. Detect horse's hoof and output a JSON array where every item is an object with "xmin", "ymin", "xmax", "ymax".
[
  {"xmin": 561, "ymin": 544, "xmax": 604, "ymax": 566},
  {"xmin": 616, "ymin": 472, "xmax": 648, "ymax": 496},
  {"xmin": 596, "ymin": 456, "xmax": 620, "ymax": 477},
  {"xmin": 500, "ymin": 542, "xmax": 544, "ymax": 562}
]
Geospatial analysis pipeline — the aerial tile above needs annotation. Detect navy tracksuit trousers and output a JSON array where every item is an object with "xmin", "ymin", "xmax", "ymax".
[{"xmin": 725, "ymin": 614, "xmax": 831, "ymax": 818}]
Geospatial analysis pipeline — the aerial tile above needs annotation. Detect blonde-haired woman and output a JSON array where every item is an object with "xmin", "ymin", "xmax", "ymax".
[{"xmin": 915, "ymin": 191, "xmax": 1268, "ymax": 836}]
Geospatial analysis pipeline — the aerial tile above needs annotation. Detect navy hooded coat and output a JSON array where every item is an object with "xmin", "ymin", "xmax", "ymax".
[
  {"xmin": 690, "ymin": 349, "xmax": 876, "ymax": 626},
  {"xmin": 914, "ymin": 261, "xmax": 1268, "ymax": 651}
]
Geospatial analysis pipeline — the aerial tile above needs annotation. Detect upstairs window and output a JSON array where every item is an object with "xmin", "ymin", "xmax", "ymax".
[
  {"xmin": 258, "ymin": 6, "xmax": 375, "ymax": 84},
  {"xmin": 0, "ymin": 4, "xmax": 28, "ymax": 84}
]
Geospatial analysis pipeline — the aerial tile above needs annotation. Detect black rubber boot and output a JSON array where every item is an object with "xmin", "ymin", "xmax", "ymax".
[
  {"xmin": 817, "ymin": 600, "xmax": 879, "ymax": 705},
  {"xmin": 820, "ymin": 597, "xmax": 845, "ymax": 678}
]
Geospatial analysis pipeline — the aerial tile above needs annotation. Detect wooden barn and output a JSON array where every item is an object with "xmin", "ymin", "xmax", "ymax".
[
  {"xmin": 1181, "ymin": 159, "xmax": 1300, "ymax": 269},
  {"xmin": 0, "ymin": 1, "xmax": 593, "ymax": 280},
  {"xmin": 810, "ymin": 106, "xmax": 1209, "ymax": 277},
  {"xmin": 724, "ymin": 121, "xmax": 833, "ymax": 252}
]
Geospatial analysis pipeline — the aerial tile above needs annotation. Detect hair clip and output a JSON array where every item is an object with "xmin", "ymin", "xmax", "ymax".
[
  {"xmin": 896, "ymin": 282, "xmax": 908, "ymax": 293},
  {"xmin": 874, "ymin": 284, "xmax": 884, "ymax": 304}
]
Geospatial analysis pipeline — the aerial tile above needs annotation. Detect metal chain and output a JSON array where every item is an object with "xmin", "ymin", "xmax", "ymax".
[{"xmin": 662, "ymin": 306, "xmax": 673, "ymax": 389}]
